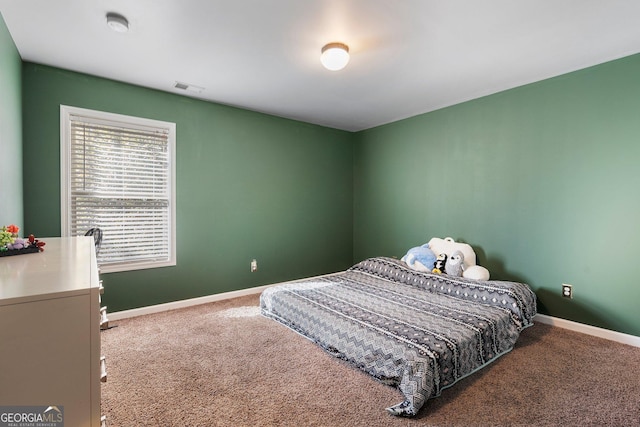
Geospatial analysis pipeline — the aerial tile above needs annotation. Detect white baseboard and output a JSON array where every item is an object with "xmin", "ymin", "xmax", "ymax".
[
  {"xmin": 108, "ymin": 284, "xmax": 272, "ymax": 321},
  {"xmin": 108, "ymin": 272, "xmax": 342, "ymax": 322},
  {"xmin": 534, "ymin": 313, "xmax": 640, "ymax": 348},
  {"xmin": 108, "ymin": 283, "xmax": 639, "ymax": 349}
]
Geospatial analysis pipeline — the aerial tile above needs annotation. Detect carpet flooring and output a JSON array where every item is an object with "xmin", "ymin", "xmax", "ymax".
[{"xmin": 101, "ymin": 294, "xmax": 640, "ymax": 426}]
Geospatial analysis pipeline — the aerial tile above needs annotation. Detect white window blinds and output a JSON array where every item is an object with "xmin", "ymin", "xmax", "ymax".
[{"xmin": 61, "ymin": 106, "xmax": 176, "ymax": 272}]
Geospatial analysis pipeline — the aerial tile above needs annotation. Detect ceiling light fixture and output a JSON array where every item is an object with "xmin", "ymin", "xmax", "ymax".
[
  {"xmin": 320, "ymin": 42, "xmax": 350, "ymax": 71},
  {"xmin": 106, "ymin": 12, "xmax": 129, "ymax": 33}
]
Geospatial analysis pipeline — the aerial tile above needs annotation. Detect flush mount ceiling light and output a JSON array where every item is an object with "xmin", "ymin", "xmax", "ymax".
[
  {"xmin": 320, "ymin": 42, "xmax": 350, "ymax": 71},
  {"xmin": 106, "ymin": 12, "xmax": 129, "ymax": 33}
]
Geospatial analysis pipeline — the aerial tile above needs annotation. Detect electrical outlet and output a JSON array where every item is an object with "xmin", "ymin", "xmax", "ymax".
[
  {"xmin": 562, "ymin": 283, "xmax": 573, "ymax": 299},
  {"xmin": 250, "ymin": 259, "xmax": 258, "ymax": 272}
]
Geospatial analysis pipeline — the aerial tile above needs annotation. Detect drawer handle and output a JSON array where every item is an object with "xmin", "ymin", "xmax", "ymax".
[
  {"xmin": 99, "ymin": 280, "xmax": 105, "ymax": 304},
  {"xmin": 100, "ymin": 306, "xmax": 109, "ymax": 330},
  {"xmin": 100, "ymin": 356, "xmax": 107, "ymax": 382}
]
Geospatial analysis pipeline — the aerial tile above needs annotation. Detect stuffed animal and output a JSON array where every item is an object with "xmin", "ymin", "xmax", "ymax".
[
  {"xmin": 427, "ymin": 237, "xmax": 477, "ymax": 270},
  {"xmin": 462, "ymin": 265, "xmax": 490, "ymax": 281},
  {"xmin": 444, "ymin": 250, "xmax": 464, "ymax": 277},
  {"xmin": 432, "ymin": 253, "xmax": 447, "ymax": 274},
  {"xmin": 401, "ymin": 244, "xmax": 437, "ymax": 272}
]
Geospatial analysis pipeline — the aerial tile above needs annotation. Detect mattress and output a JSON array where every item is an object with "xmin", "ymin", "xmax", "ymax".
[{"xmin": 260, "ymin": 257, "xmax": 537, "ymax": 416}]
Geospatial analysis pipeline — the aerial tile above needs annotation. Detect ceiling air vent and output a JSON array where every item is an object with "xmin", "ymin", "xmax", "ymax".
[{"xmin": 174, "ymin": 81, "xmax": 204, "ymax": 94}]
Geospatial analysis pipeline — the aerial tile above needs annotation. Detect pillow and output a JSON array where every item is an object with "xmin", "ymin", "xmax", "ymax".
[{"xmin": 427, "ymin": 237, "xmax": 476, "ymax": 270}]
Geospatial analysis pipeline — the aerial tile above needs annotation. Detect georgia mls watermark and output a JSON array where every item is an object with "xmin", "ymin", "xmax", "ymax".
[{"xmin": 0, "ymin": 406, "xmax": 63, "ymax": 427}]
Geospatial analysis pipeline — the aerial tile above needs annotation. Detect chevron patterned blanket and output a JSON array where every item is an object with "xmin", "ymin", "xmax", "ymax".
[{"xmin": 260, "ymin": 257, "xmax": 537, "ymax": 417}]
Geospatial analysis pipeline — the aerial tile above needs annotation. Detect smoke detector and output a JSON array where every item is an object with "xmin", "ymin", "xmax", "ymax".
[{"xmin": 106, "ymin": 13, "xmax": 129, "ymax": 33}]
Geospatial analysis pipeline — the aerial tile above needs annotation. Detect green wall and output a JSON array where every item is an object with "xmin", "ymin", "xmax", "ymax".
[
  {"xmin": 0, "ymin": 14, "xmax": 22, "ymax": 227},
  {"xmin": 13, "ymin": 42, "xmax": 640, "ymax": 336},
  {"xmin": 22, "ymin": 64, "xmax": 354, "ymax": 311},
  {"xmin": 354, "ymin": 54, "xmax": 640, "ymax": 336}
]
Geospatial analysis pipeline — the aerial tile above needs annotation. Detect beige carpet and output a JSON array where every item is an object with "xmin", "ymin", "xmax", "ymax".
[{"xmin": 101, "ymin": 294, "xmax": 640, "ymax": 426}]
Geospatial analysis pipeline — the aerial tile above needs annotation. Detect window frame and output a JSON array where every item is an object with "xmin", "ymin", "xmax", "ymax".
[{"xmin": 60, "ymin": 105, "xmax": 177, "ymax": 273}]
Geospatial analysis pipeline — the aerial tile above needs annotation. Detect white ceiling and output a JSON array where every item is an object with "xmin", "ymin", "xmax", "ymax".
[{"xmin": 2, "ymin": 1, "xmax": 640, "ymax": 132}]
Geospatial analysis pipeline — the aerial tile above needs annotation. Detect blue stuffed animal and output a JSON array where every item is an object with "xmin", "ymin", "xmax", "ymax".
[{"xmin": 401, "ymin": 244, "xmax": 437, "ymax": 272}]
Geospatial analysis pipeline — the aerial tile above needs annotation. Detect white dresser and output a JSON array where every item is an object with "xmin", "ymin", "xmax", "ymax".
[{"xmin": 0, "ymin": 236, "xmax": 102, "ymax": 427}]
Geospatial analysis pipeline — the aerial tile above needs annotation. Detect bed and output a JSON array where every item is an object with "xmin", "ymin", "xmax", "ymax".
[{"xmin": 260, "ymin": 256, "xmax": 537, "ymax": 417}]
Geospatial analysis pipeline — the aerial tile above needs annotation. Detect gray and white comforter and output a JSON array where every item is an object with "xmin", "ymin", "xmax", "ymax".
[{"xmin": 260, "ymin": 257, "xmax": 537, "ymax": 416}]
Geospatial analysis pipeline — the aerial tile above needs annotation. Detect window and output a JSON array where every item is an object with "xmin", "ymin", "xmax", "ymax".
[{"xmin": 61, "ymin": 105, "xmax": 176, "ymax": 273}]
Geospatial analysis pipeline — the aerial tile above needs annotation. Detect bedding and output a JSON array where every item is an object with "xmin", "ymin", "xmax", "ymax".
[{"xmin": 260, "ymin": 257, "xmax": 537, "ymax": 417}]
